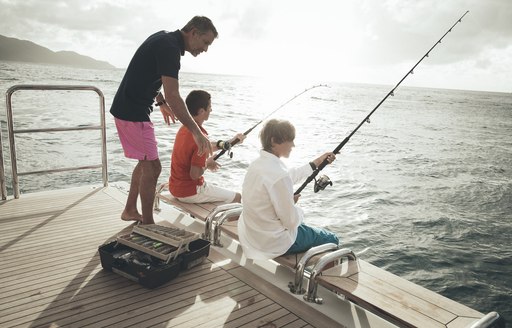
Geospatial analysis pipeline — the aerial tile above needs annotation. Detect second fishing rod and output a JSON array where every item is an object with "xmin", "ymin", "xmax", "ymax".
[
  {"xmin": 294, "ymin": 10, "xmax": 470, "ymax": 196},
  {"xmin": 213, "ymin": 84, "xmax": 327, "ymax": 160}
]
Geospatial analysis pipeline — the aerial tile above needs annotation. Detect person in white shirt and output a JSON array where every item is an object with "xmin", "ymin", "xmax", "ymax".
[{"xmin": 238, "ymin": 119, "xmax": 339, "ymax": 260}]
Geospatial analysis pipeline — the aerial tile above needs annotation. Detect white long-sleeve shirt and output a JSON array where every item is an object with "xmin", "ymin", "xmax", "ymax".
[{"xmin": 238, "ymin": 150, "xmax": 313, "ymax": 260}]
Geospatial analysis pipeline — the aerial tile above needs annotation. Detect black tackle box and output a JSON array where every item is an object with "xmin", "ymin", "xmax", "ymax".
[
  {"xmin": 180, "ymin": 238, "xmax": 211, "ymax": 270},
  {"xmin": 98, "ymin": 224, "xmax": 210, "ymax": 288},
  {"xmin": 98, "ymin": 241, "xmax": 180, "ymax": 289}
]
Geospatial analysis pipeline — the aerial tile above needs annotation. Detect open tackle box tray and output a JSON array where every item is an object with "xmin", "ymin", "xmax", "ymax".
[
  {"xmin": 99, "ymin": 223, "xmax": 210, "ymax": 288},
  {"xmin": 133, "ymin": 224, "xmax": 199, "ymax": 247},
  {"xmin": 116, "ymin": 224, "xmax": 200, "ymax": 262},
  {"xmin": 117, "ymin": 233, "xmax": 185, "ymax": 262}
]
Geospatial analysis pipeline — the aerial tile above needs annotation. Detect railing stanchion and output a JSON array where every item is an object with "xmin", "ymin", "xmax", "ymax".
[{"xmin": 4, "ymin": 84, "xmax": 108, "ymax": 198}]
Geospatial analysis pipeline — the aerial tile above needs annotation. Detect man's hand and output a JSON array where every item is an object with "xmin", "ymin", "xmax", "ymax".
[
  {"xmin": 193, "ymin": 132, "xmax": 213, "ymax": 157},
  {"xmin": 159, "ymin": 104, "xmax": 176, "ymax": 125}
]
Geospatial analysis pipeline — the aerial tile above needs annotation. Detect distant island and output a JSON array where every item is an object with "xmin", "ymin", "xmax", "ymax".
[{"xmin": 0, "ymin": 34, "xmax": 115, "ymax": 69}]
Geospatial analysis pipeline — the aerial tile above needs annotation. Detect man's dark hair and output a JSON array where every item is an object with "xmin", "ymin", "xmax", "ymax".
[
  {"xmin": 182, "ymin": 16, "xmax": 218, "ymax": 38},
  {"xmin": 186, "ymin": 90, "xmax": 211, "ymax": 116}
]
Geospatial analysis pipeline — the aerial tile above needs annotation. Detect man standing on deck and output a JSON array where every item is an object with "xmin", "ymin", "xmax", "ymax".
[{"xmin": 110, "ymin": 16, "xmax": 218, "ymax": 225}]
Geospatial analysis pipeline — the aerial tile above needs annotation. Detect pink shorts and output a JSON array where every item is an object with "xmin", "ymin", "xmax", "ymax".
[{"xmin": 114, "ymin": 118, "xmax": 158, "ymax": 160}]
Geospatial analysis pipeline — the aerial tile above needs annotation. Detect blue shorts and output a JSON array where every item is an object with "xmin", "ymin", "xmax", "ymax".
[{"xmin": 285, "ymin": 224, "xmax": 339, "ymax": 255}]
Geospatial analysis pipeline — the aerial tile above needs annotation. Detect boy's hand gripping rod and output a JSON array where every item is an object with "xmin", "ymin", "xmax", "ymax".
[{"xmin": 295, "ymin": 11, "xmax": 470, "ymax": 195}]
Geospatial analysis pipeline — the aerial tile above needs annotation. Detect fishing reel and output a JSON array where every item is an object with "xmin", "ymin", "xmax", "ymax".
[
  {"xmin": 313, "ymin": 175, "xmax": 333, "ymax": 193},
  {"xmin": 216, "ymin": 140, "xmax": 234, "ymax": 158}
]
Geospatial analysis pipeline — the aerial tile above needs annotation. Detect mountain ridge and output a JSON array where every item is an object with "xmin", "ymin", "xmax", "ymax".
[{"xmin": 0, "ymin": 34, "xmax": 115, "ymax": 69}]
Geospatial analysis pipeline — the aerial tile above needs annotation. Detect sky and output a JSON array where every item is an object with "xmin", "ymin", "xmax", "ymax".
[{"xmin": 1, "ymin": 0, "xmax": 511, "ymax": 93}]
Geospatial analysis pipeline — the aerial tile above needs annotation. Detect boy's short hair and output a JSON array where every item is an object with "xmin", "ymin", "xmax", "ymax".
[
  {"xmin": 260, "ymin": 119, "xmax": 295, "ymax": 152},
  {"xmin": 186, "ymin": 90, "xmax": 211, "ymax": 116}
]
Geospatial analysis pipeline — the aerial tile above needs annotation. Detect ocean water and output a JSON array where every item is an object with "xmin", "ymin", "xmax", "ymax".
[{"xmin": 1, "ymin": 61, "xmax": 511, "ymax": 322}]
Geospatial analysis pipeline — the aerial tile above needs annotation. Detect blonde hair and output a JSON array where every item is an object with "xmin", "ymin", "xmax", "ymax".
[{"xmin": 260, "ymin": 119, "xmax": 295, "ymax": 152}]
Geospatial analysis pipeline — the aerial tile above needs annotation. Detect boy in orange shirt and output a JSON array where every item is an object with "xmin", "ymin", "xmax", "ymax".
[{"xmin": 169, "ymin": 90, "xmax": 245, "ymax": 203}]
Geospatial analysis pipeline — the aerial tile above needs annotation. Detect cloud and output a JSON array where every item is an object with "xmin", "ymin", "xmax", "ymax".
[
  {"xmin": 340, "ymin": 0, "xmax": 512, "ymax": 68},
  {"xmin": 1, "ymin": 0, "xmax": 142, "ymax": 32},
  {"xmin": 0, "ymin": 0, "xmax": 511, "ymax": 91}
]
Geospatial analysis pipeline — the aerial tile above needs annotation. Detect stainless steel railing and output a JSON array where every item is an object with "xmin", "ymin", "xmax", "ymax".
[
  {"xmin": 2, "ymin": 84, "xmax": 108, "ymax": 199},
  {"xmin": 0, "ymin": 125, "xmax": 6, "ymax": 200}
]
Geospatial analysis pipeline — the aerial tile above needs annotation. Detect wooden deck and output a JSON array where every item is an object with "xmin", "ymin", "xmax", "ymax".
[{"xmin": 0, "ymin": 185, "xmax": 342, "ymax": 328}]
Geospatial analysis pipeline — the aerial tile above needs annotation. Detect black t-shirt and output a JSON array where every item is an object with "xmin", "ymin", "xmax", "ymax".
[{"xmin": 110, "ymin": 30, "xmax": 185, "ymax": 122}]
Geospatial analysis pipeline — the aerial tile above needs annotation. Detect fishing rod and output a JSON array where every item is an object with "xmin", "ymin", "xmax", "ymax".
[
  {"xmin": 214, "ymin": 84, "xmax": 328, "ymax": 160},
  {"xmin": 294, "ymin": 11, "xmax": 470, "ymax": 195}
]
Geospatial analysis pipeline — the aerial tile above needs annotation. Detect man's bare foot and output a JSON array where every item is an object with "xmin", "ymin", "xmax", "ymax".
[{"xmin": 121, "ymin": 210, "xmax": 142, "ymax": 222}]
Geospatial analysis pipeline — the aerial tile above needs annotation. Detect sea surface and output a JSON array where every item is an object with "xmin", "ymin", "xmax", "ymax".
[{"xmin": 1, "ymin": 61, "xmax": 511, "ymax": 322}]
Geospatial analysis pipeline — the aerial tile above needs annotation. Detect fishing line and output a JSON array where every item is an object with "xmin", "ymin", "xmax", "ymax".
[
  {"xmin": 295, "ymin": 11, "xmax": 470, "ymax": 195},
  {"xmin": 214, "ymin": 84, "xmax": 328, "ymax": 160}
]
